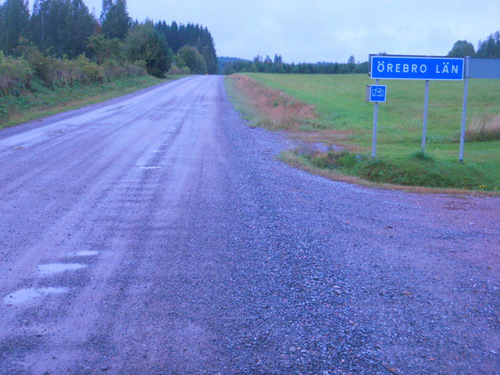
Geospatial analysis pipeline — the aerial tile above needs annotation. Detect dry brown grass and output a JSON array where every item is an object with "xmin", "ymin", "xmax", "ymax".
[
  {"xmin": 230, "ymin": 74, "xmax": 317, "ymax": 131},
  {"xmin": 465, "ymin": 113, "xmax": 500, "ymax": 141},
  {"xmin": 229, "ymin": 75, "xmax": 365, "ymax": 153}
]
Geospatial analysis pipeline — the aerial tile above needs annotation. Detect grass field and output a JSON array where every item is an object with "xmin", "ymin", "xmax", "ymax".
[{"xmin": 228, "ymin": 73, "xmax": 500, "ymax": 192}]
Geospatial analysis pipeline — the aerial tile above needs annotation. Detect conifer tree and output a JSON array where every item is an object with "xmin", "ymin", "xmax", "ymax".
[
  {"xmin": 67, "ymin": 0, "xmax": 97, "ymax": 57},
  {"xmin": 30, "ymin": 0, "xmax": 96, "ymax": 58},
  {"xmin": 101, "ymin": 0, "xmax": 131, "ymax": 40},
  {"xmin": 476, "ymin": 32, "xmax": 500, "ymax": 58},
  {"xmin": 100, "ymin": 0, "xmax": 112, "ymax": 21},
  {"xmin": 0, "ymin": 0, "xmax": 30, "ymax": 54}
]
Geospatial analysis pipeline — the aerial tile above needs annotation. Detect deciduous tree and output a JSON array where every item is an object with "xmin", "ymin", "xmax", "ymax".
[
  {"xmin": 87, "ymin": 35, "xmax": 123, "ymax": 64},
  {"xmin": 178, "ymin": 45, "xmax": 206, "ymax": 74},
  {"xmin": 447, "ymin": 40, "xmax": 475, "ymax": 57},
  {"xmin": 125, "ymin": 22, "xmax": 171, "ymax": 77}
]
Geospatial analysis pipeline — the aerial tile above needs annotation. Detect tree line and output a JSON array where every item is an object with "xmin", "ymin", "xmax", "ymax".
[
  {"xmin": 0, "ymin": 0, "xmax": 218, "ymax": 82},
  {"xmin": 448, "ymin": 31, "xmax": 500, "ymax": 58},
  {"xmin": 221, "ymin": 54, "xmax": 369, "ymax": 75},
  {"xmin": 222, "ymin": 31, "xmax": 500, "ymax": 76},
  {"xmin": 155, "ymin": 21, "xmax": 217, "ymax": 75}
]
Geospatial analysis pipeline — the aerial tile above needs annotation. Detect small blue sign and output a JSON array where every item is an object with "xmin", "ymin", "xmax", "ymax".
[
  {"xmin": 371, "ymin": 55, "xmax": 464, "ymax": 80},
  {"xmin": 369, "ymin": 85, "xmax": 386, "ymax": 102}
]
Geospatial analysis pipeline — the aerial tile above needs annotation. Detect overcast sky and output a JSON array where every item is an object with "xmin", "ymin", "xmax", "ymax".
[{"xmin": 82, "ymin": 0, "xmax": 499, "ymax": 63}]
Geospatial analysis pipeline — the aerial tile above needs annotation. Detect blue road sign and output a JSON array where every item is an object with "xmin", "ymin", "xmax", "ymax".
[
  {"xmin": 369, "ymin": 85, "xmax": 386, "ymax": 102},
  {"xmin": 371, "ymin": 55, "xmax": 464, "ymax": 80}
]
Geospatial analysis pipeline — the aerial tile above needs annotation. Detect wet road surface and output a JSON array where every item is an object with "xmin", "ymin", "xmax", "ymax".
[{"xmin": 0, "ymin": 76, "xmax": 499, "ymax": 374}]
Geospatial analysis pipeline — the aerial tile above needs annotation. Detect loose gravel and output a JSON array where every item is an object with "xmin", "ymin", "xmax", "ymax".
[
  {"xmin": 208, "ymin": 86, "xmax": 500, "ymax": 374},
  {"xmin": 0, "ymin": 76, "xmax": 498, "ymax": 374}
]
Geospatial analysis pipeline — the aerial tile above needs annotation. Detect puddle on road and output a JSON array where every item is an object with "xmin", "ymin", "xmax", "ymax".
[
  {"xmin": 3, "ymin": 287, "xmax": 69, "ymax": 305},
  {"xmin": 38, "ymin": 263, "xmax": 87, "ymax": 276},
  {"xmin": 71, "ymin": 250, "xmax": 99, "ymax": 257}
]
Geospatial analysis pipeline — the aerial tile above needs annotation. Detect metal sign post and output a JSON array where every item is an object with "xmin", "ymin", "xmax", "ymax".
[
  {"xmin": 459, "ymin": 57, "xmax": 470, "ymax": 162},
  {"xmin": 366, "ymin": 82, "xmax": 386, "ymax": 157},
  {"xmin": 372, "ymin": 100, "xmax": 378, "ymax": 158},
  {"xmin": 422, "ymin": 80, "xmax": 430, "ymax": 153},
  {"xmin": 372, "ymin": 80, "xmax": 380, "ymax": 157}
]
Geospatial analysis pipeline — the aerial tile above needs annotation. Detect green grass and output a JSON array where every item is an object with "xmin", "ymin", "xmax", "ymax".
[
  {"xmin": 235, "ymin": 73, "xmax": 500, "ymax": 191},
  {"xmin": 293, "ymin": 149, "xmax": 494, "ymax": 191},
  {"xmin": 0, "ymin": 75, "xmax": 185, "ymax": 129}
]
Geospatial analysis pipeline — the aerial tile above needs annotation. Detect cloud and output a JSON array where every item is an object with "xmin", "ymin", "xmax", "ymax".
[{"xmin": 79, "ymin": 0, "xmax": 500, "ymax": 62}]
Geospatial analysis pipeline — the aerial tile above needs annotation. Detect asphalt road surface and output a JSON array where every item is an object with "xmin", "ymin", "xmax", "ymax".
[{"xmin": 0, "ymin": 76, "xmax": 499, "ymax": 374}]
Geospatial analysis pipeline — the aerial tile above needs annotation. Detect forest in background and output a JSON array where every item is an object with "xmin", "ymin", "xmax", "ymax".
[
  {"xmin": 0, "ymin": 0, "xmax": 217, "ymax": 97},
  {"xmin": 221, "ymin": 31, "xmax": 500, "ymax": 75},
  {"xmin": 1, "ymin": 0, "xmax": 498, "ymax": 93},
  {"xmin": 219, "ymin": 55, "xmax": 369, "ymax": 75}
]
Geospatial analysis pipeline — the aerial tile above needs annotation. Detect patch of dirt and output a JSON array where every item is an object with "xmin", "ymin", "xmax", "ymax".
[{"xmin": 287, "ymin": 130, "xmax": 364, "ymax": 152}]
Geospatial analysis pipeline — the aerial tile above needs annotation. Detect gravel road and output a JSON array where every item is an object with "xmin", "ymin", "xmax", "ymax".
[{"xmin": 0, "ymin": 76, "xmax": 498, "ymax": 374}]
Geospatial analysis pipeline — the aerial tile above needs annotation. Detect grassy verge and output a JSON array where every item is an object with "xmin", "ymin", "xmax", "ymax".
[
  {"xmin": 284, "ymin": 148, "xmax": 494, "ymax": 192},
  {"xmin": 0, "ymin": 75, "xmax": 185, "ymax": 129},
  {"xmin": 224, "ymin": 74, "xmax": 317, "ymax": 131},
  {"xmin": 226, "ymin": 74, "xmax": 500, "ymax": 193}
]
